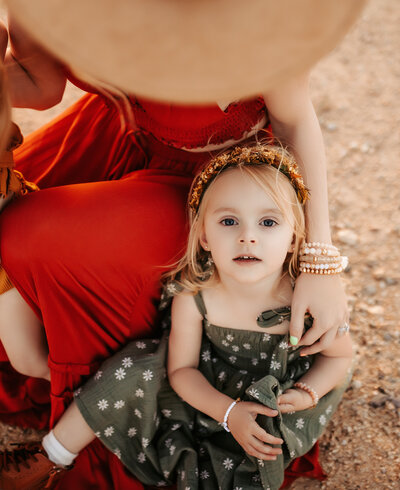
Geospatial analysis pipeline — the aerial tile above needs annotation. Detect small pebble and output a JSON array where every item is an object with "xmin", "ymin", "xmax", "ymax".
[
  {"xmin": 337, "ymin": 229, "xmax": 359, "ymax": 246},
  {"xmin": 366, "ymin": 305, "xmax": 384, "ymax": 315},
  {"xmin": 362, "ymin": 284, "xmax": 377, "ymax": 296},
  {"xmin": 352, "ymin": 380, "xmax": 363, "ymax": 389}
]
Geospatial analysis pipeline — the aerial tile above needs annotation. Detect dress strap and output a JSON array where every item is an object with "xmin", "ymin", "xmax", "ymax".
[{"xmin": 193, "ymin": 291, "xmax": 208, "ymax": 320}]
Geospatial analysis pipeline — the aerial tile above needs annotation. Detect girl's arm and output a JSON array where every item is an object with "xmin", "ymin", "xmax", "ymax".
[
  {"xmin": 263, "ymin": 73, "xmax": 348, "ymax": 356},
  {"xmin": 168, "ymin": 293, "xmax": 283, "ymax": 460},
  {"xmin": 278, "ymin": 334, "xmax": 353, "ymax": 412},
  {"xmin": 3, "ymin": 16, "xmax": 66, "ymax": 109}
]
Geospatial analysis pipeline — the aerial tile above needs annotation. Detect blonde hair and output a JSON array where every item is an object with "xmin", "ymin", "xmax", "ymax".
[{"xmin": 166, "ymin": 144, "xmax": 306, "ymax": 293}]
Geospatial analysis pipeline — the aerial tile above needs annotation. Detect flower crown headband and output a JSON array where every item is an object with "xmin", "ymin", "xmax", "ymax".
[{"xmin": 188, "ymin": 145, "xmax": 310, "ymax": 213}]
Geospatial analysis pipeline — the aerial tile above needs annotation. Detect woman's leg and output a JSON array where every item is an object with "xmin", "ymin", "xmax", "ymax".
[
  {"xmin": 0, "ymin": 169, "xmax": 191, "ymax": 488},
  {"xmin": 0, "ymin": 288, "xmax": 49, "ymax": 380}
]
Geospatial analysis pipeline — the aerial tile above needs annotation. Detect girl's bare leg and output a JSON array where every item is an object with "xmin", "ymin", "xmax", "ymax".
[
  {"xmin": 0, "ymin": 288, "xmax": 50, "ymax": 380},
  {"xmin": 53, "ymin": 401, "xmax": 96, "ymax": 454}
]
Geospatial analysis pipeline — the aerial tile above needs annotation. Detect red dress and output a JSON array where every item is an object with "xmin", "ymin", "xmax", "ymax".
[{"xmin": 0, "ymin": 92, "xmax": 324, "ymax": 489}]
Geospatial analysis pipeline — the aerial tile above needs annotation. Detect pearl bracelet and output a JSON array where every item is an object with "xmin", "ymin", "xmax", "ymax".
[
  {"xmin": 293, "ymin": 382, "xmax": 319, "ymax": 407},
  {"xmin": 221, "ymin": 398, "xmax": 240, "ymax": 432}
]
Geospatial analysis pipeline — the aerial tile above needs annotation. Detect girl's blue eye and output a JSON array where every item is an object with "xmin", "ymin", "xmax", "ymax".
[
  {"xmin": 221, "ymin": 218, "xmax": 237, "ymax": 226},
  {"xmin": 260, "ymin": 219, "xmax": 276, "ymax": 227}
]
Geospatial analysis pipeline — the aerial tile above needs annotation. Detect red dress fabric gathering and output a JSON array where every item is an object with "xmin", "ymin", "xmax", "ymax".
[{"xmin": 0, "ymin": 89, "xmax": 325, "ymax": 489}]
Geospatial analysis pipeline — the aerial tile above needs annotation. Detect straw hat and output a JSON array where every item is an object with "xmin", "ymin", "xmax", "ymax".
[{"xmin": 5, "ymin": 0, "xmax": 365, "ymax": 103}]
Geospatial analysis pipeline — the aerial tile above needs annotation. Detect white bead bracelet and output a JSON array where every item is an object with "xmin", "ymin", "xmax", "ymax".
[{"xmin": 221, "ymin": 398, "xmax": 240, "ymax": 432}]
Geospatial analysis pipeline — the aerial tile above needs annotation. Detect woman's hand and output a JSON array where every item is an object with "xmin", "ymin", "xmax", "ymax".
[
  {"xmin": 227, "ymin": 401, "xmax": 283, "ymax": 461},
  {"xmin": 289, "ymin": 273, "xmax": 348, "ymax": 355},
  {"xmin": 277, "ymin": 388, "xmax": 313, "ymax": 413}
]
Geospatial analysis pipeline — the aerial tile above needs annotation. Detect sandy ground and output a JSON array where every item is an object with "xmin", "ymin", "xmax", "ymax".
[{"xmin": 1, "ymin": 0, "xmax": 399, "ymax": 488}]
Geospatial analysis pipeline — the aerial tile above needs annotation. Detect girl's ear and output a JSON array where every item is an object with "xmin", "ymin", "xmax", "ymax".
[
  {"xmin": 199, "ymin": 231, "xmax": 209, "ymax": 251},
  {"xmin": 288, "ymin": 235, "xmax": 296, "ymax": 253}
]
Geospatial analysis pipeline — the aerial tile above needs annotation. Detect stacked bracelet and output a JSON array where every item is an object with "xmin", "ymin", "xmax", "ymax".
[
  {"xmin": 221, "ymin": 398, "xmax": 240, "ymax": 432},
  {"xmin": 299, "ymin": 242, "xmax": 348, "ymax": 275},
  {"xmin": 293, "ymin": 382, "xmax": 319, "ymax": 407}
]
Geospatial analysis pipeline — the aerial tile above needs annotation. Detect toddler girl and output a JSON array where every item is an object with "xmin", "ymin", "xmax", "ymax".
[{"xmin": 0, "ymin": 144, "xmax": 352, "ymax": 490}]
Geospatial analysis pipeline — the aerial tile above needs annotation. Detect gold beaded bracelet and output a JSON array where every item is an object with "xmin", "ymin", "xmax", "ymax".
[{"xmin": 293, "ymin": 382, "xmax": 319, "ymax": 407}]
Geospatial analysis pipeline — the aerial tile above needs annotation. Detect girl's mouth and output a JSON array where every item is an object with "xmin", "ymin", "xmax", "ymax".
[{"xmin": 233, "ymin": 255, "xmax": 261, "ymax": 262}]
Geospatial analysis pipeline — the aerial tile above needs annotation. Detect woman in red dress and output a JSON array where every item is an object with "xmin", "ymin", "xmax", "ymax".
[{"xmin": 0, "ymin": 8, "xmax": 353, "ymax": 488}]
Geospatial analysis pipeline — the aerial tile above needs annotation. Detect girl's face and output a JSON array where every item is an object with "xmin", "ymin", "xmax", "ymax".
[{"xmin": 200, "ymin": 168, "xmax": 295, "ymax": 287}]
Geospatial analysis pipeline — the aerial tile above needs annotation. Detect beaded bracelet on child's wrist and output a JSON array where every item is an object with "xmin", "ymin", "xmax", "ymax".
[{"xmin": 299, "ymin": 242, "xmax": 348, "ymax": 275}]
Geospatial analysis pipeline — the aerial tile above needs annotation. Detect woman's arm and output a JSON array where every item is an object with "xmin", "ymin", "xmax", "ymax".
[
  {"xmin": 263, "ymin": 72, "xmax": 348, "ymax": 355},
  {"xmin": 278, "ymin": 334, "xmax": 353, "ymax": 412},
  {"xmin": 4, "ymin": 16, "xmax": 66, "ymax": 109},
  {"xmin": 168, "ymin": 293, "xmax": 282, "ymax": 460}
]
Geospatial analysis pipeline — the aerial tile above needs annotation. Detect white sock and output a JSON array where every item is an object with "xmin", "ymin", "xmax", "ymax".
[{"xmin": 42, "ymin": 430, "xmax": 78, "ymax": 467}]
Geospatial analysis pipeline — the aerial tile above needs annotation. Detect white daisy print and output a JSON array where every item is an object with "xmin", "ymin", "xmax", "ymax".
[
  {"xmin": 142, "ymin": 437, "xmax": 149, "ymax": 448},
  {"xmin": 257, "ymin": 459, "xmax": 265, "ymax": 467},
  {"xmin": 319, "ymin": 414, "xmax": 327, "ymax": 425},
  {"xmin": 290, "ymin": 450, "xmax": 296, "ymax": 458},
  {"xmin": 279, "ymin": 341, "xmax": 289, "ymax": 350},
  {"xmin": 226, "ymin": 334, "xmax": 234, "ymax": 342},
  {"xmin": 218, "ymin": 371, "xmax": 226, "ymax": 381},
  {"xmin": 94, "ymin": 431, "xmax": 101, "ymax": 438},
  {"xmin": 248, "ymin": 388, "xmax": 260, "ymax": 399},
  {"xmin": 136, "ymin": 341, "xmax": 146, "ymax": 349},
  {"xmin": 152, "ymin": 338, "xmax": 160, "ymax": 344},
  {"xmin": 263, "ymin": 333, "xmax": 271, "ymax": 342},
  {"xmin": 94, "ymin": 370, "xmax": 103, "ymax": 380},
  {"xmin": 236, "ymin": 380, "xmax": 243, "ymax": 390},
  {"xmin": 270, "ymin": 360, "xmax": 281, "ymax": 370},
  {"xmin": 171, "ymin": 423, "xmax": 181, "ymax": 431},
  {"xmin": 243, "ymin": 343, "xmax": 251, "ymax": 350},
  {"xmin": 295, "ymin": 418, "xmax": 305, "ymax": 429},
  {"xmin": 201, "ymin": 350, "xmax": 211, "ymax": 362},
  {"xmin": 223, "ymin": 458, "xmax": 234, "ymax": 470},
  {"xmin": 222, "ymin": 340, "xmax": 230, "ymax": 347},
  {"xmin": 113, "ymin": 448, "xmax": 121, "ymax": 459},
  {"xmin": 73, "ymin": 387, "xmax": 82, "ymax": 397},
  {"xmin": 114, "ymin": 400, "xmax": 125, "ymax": 409},
  {"xmin": 134, "ymin": 408, "xmax": 142, "ymax": 419},
  {"xmin": 122, "ymin": 357, "xmax": 133, "ymax": 368},
  {"xmin": 142, "ymin": 369, "xmax": 154, "ymax": 381},
  {"xmin": 200, "ymin": 470, "xmax": 210, "ymax": 479},
  {"xmin": 229, "ymin": 355, "xmax": 237, "ymax": 363},
  {"xmin": 162, "ymin": 409, "xmax": 172, "ymax": 418},
  {"xmin": 104, "ymin": 426, "xmax": 114, "ymax": 437},
  {"xmin": 169, "ymin": 445, "xmax": 176, "ymax": 455},
  {"xmin": 137, "ymin": 452, "xmax": 146, "ymax": 463},
  {"xmin": 135, "ymin": 388, "xmax": 144, "ymax": 398},
  {"xmin": 97, "ymin": 399, "xmax": 109, "ymax": 411},
  {"xmin": 326, "ymin": 405, "xmax": 332, "ymax": 414},
  {"xmin": 115, "ymin": 368, "xmax": 126, "ymax": 380},
  {"xmin": 251, "ymin": 358, "xmax": 259, "ymax": 366},
  {"xmin": 128, "ymin": 427, "xmax": 137, "ymax": 438},
  {"xmin": 260, "ymin": 352, "xmax": 267, "ymax": 360},
  {"xmin": 232, "ymin": 345, "xmax": 239, "ymax": 352},
  {"xmin": 163, "ymin": 470, "xmax": 170, "ymax": 479}
]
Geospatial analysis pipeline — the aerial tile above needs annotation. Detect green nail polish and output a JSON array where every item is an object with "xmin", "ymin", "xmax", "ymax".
[{"xmin": 290, "ymin": 335, "xmax": 298, "ymax": 346}]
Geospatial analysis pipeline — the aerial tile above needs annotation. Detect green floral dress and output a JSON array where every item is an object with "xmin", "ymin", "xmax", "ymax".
[{"xmin": 75, "ymin": 290, "xmax": 351, "ymax": 490}]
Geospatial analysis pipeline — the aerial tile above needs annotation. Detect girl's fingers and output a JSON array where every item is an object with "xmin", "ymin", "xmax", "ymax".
[
  {"xmin": 278, "ymin": 403, "xmax": 295, "ymax": 413},
  {"xmin": 253, "ymin": 426, "xmax": 283, "ymax": 445},
  {"xmin": 248, "ymin": 402, "xmax": 279, "ymax": 417}
]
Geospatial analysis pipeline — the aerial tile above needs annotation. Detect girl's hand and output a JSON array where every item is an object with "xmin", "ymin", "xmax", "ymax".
[
  {"xmin": 289, "ymin": 273, "xmax": 348, "ymax": 356},
  {"xmin": 277, "ymin": 388, "xmax": 313, "ymax": 413},
  {"xmin": 227, "ymin": 401, "xmax": 283, "ymax": 461}
]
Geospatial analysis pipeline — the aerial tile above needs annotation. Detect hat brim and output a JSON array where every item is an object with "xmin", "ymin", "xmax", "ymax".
[{"xmin": 6, "ymin": 0, "xmax": 366, "ymax": 103}]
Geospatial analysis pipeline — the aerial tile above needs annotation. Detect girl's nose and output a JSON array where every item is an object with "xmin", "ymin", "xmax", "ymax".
[{"xmin": 239, "ymin": 229, "xmax": 257, "ymax": 244}]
